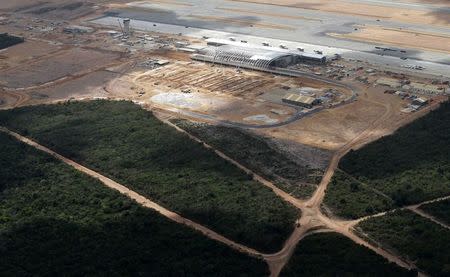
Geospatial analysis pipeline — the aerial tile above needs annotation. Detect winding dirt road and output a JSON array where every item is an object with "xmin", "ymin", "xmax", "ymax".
[{"xmin": 0, "ymin": 90, "xmax": 30, "ymax": 108}]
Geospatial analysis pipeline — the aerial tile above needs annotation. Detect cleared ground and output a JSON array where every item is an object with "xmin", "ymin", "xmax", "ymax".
[
  {"xmin": 27, "ymin": 70, "xmax": 118, "ymax": 104},
  {"xmin": 228, "ymin": 0, "xmax": 450, "ymax": 27},
  {"xmin": 323, "ymin": 100, "xmax": 450, "ymax": 219},
  {"xmin": 257, "ymin": 89, "xmax": 401, "ymax": 150},
  {"xmin": 0, "ymin": 40, "xmax": 61, "ymax": 71},
  {"xmin": 331, "ymin": 25, "xmax": 450, "ymax": 54},
  {"xmin": 0, "ymin": 100, "xmax": 299, "ymax": 253},
  {"xmin": 0, "ymin": 131, "xmax": 268, "ymax": 276},
  {"xmin": 0, "ymin": 48, "xmax": 119, "ymax": 88}
]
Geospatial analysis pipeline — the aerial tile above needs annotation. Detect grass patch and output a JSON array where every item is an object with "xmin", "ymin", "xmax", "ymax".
[
  {"xmin": 281, "ymin": 232, "xmax": 415, "ymax": 276},
  {"xmin": 0, "ymin": 100, "xmax": 298, "ymax": 253},
  {"xmin": 173, "ymin": 119, "xmax": 322, "ymax": 199},
  {"xmin": 0, "ymin": 33, "xmax": 24, "ymax": 49},
  {"xmin": 420, "ymin": 198, "xmax": 450, "ymax": 225},
  {"xmin": 323, "ymin": 170, "xmax": 395, "ymax": 219},
  {"xmin": 357, "ymin": 210, "xmax": 450, "ymax": 276},
  {"xmin": 0, "ymin": 132, "xmax": 268, "ymax": 276}
]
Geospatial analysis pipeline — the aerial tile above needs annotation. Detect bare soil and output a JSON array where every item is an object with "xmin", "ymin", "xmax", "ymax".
[
  {"xmin": 256, "ymin": 87, "xmax": 407, "ymax": 151},
  {"xmin": 0, "ymin": 40, "xmax": 61, "ymax": 71},
  {"xmin": 0, "ymin": 47, "xmax": 120, "ymax": 88},
  {"xmin": 229, "ymin": 0, "xmax": 450, "ymax": 27},
  {"xmin": 331, "ymin": 25, "xmax": 450, "ymax": 54}
]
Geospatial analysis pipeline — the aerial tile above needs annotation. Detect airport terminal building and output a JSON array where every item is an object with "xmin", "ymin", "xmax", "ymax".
[{"xmin": 192, "ymin": 39, "xmax": 326, "ymax": 70}]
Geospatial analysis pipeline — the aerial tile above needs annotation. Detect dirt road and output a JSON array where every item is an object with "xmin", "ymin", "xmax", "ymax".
[
  {"xmin": 0, "ymin": 90, "xmax": 30, "ymax": 108},
  {"xmin": 306, "ymin": 93, "xmax": 395, "ymax": 208},
  {"xmin": 2, "ymin": 95, "xmax": 445, "ymax": 276},
  {"xmin": 0, "ymin": 127, "xmax": 264, "ymax": 259},
  {"xmin": 348, "ymin": 194, "xmax": 450, "ymax": 229},
  {"xmin": 158, "ymin": 104, "xmax": 420, "ymax": 276},
  {"xmin": 2, "ymin": 105, "xmax": 415, "ymax": 276},
  {"xmin": 409, "ymin": 206, "xmax": 450, "ymax": 231}
]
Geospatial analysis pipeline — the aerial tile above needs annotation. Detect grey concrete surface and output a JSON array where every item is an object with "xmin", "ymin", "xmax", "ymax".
[{"xmin": 91, "ymin": 0, "xmax": 450, "ymax": 78}]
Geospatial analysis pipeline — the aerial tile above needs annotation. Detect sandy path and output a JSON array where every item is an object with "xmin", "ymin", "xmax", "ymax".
[
  {"xmin": 409, "ymin": 206, "xmax": 450, "ymax": 231},
  {"xmin": 2, "ymin": 96, "xmax": 444, "ymax": 276},
  {"xmin": 160, "ymin": 115, "xmax": 306, "ymax": 209},
  {"xmin": 348, "ymin": 194, "xmax": 450, "ymax": 228},
  {"xmin": 0, "ymin": 127, "xmax": 264, "ymax": 259},
  {"xmin": 306, "ymin": 93, "xmax": 396, "ymax": 208},
  {"xmin": 157, "ymin": 102, "xmax": 419, "ymax": 276},
  {"xmin": 0, "ymin": 90, "xmax": 30, "ymax": 108}
]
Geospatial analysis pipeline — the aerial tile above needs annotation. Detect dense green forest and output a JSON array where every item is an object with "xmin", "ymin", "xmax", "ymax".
[
  {"xmin": 420, "ymin": 199, "xmax": 450, "ymax": 225},
  {"xmin": 326, "ymin": 101, "xmax": 450, "ymax": 218},
  {"xmin": 173, "ymin": 119, "xmax": 321, "ymax": 199},
  {"xmin": 0, "ymin": 100, "xmax": 298, "ymax": 252},
  {"xmin": 0, "ymin": 132, "xmax": 268, "ymax": 276},
  {"xmin": 323, "ymin": 170, "xmax": 395, "ymax": 219},
  {"xmin": 281, "ymin": 232, "xmax": 414, "ymax": 276},
  {"xmin": 357, "ymin": 210, "xmax": 450, "ymax": 276},
  {"xmin": 0, "ymin": 33, "xmax": 24, "ymax": 49}
]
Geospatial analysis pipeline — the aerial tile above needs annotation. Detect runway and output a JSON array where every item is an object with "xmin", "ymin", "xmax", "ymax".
[{"xmin": 92, "ymin": 14, "xmax": 450, "ymax": 78}]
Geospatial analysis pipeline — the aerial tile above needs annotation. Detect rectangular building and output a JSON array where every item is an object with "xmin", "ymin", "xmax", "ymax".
[
  {"xmin": 408, "ymin": 82, "xmax": 445, "ymax": 94},
  {"xmin": 282, "ymin": 93, "xmax": 319, "ymax": 108},
  {"xmin": 376, "ymin": 77, "xmax": 402, "ymax": 88}
]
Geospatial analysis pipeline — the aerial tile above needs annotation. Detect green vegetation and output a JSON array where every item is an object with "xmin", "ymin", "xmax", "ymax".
[
  {"xmin": 173, "ymin": 119, "xmax": 322, "ymax": 199},
  {"xmin": 420, "ymin": 199, "xmax": 450, "ymax": 225},
  {"xmin": 0, "ymin": 33, "xmax": 24, "ymax": 49},
  {"xmin": 0, "ymin": 100, "xmax": 298, "ymax": 252},
  {"xmin": 326, "ymin": 101, "xmax": 450, "ymax": 219},
  {"xmin": 0, "ymin": 131, "xmax": 268, "ymax": 276},
  {"xmin": 281, "ymin": 232, "xmax": 414, "ymax": 276},
  {"xmin": 323, "ymin": 170, "xmax": 395, "ymax": 219},
  {"xmin": 357, "ymin": 210, "xmax": 450, "ymax": 276}
]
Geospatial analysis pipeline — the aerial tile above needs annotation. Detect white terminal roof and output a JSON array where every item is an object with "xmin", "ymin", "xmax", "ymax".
[
  {"xmin": 200, "ymin": 44, "xmax": 295, "ymax": 68},
  {"xmin": 205, "ymin": 38, "xmax": 325, "ymax": 59},
  {"xmin": 283, "ymin": 93, "xmax": 316, "ymax": 105},
  {"xmin": 199, "ymin": 40, "xmax": 325, "ymax": 69}
]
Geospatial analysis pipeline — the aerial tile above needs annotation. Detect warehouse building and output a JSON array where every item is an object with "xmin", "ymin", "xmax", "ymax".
[
  {"xmin": 282, "ymin": 93, "xmax": 320, "ymax": 108},
  {"xmin": 375, "ymin": 77, "xmax": 402, "ymax": 88},
  {"xmin": 407, "ymin": 82, "xmax": 446, "ymax": 95}
]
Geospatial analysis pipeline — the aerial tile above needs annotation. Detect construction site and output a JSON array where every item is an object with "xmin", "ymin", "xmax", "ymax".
[{"xmin": 0, "ymin": 0, "xmax": 450, "ymax": 276}]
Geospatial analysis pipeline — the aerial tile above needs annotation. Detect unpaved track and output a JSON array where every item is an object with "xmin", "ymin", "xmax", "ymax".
[
  {"xmin": 0, "ymin": 127, "xmax": 264, "ymax": 259},
  {"xmin": 2, "ymin": 96, "xmax": 444, "ymax": 276},
  {"xmin": 409, "ymin": 206, "xmax": 450, "ymax": 231},
  {"xmin": 348, "ymin": 194, "xmax": 450, "ymax": 228},
  {"xmin": 157, "ymin": 104, "xmax": 420, "ymax": 276},
  {"xmin": 305, "ymin": 95, "xmax": 395, "ymax": 208},
  {"xmin": 0, "ymin": 90, "xmax": 30, "ymax": 108},
  {"xmin": 160, "ymin": 116, "xmax": 306, "ymax": 209}
]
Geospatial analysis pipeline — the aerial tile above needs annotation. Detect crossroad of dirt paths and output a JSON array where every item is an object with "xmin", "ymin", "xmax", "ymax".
[{"xmin": 1, "ymin": 96, "xmax": 446, "ymax": 276}]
